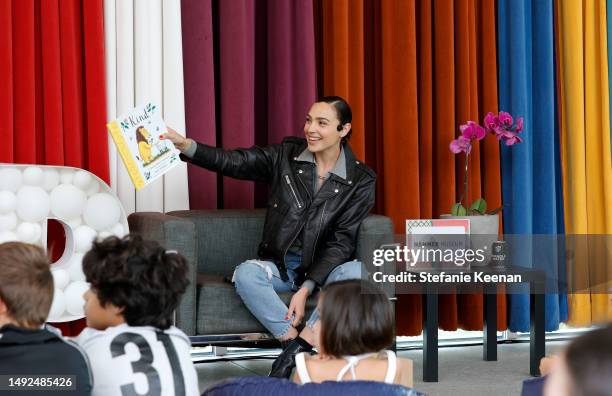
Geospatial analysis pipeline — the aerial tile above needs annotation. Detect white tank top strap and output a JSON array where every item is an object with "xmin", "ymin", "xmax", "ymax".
[
  {"xmin": 336, "ymin": 353, "xmax": 375, "ymax": 381},
  {"xmin": 295, "ymin": 352, "xmax": 312, "ymax": 384},
  {"xmin": 383, "ymin": 350, "xmax": 398, "ymax": 384}
]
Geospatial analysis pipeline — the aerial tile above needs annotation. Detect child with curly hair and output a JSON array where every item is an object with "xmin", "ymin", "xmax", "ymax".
[{"xmin": 76, "ymin": 235, "xmax": 199, "ymax": 396}]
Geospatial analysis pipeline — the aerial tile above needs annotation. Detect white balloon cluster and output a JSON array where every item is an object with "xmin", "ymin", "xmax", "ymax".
[{"xmin": 0, "ymin": 166, "xmax": 129, "ymax": 321}]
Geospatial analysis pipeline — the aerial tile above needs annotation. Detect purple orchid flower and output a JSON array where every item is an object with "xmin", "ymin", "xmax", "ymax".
[
  {"xmin": 450, "ymin": 136, "xmax": 472, "ymax": 154},
  {"xmin": 503, "ymin": 133, "xmax": 523, "ymax": 146},
  {"xmin": 494, "ymin": 128, "xmax": 523, "ymax": 145},
  {"xmin": 484, "ymin": 112, "xmax": 500, "ymax": 132},
  {"xmin": 515, "ymin": 117, "xmax": 524, "ymax": 133},
  {"xmin": 494, "ymin": 128, "xmax": 511, "ymax": 139},
  {"xmin": 498, "ymin": 111, "xmax": 513, "ymax": 127},
  {"xmin": 460, "ymin": 121, "xmax": 486, "ymax": 141}
]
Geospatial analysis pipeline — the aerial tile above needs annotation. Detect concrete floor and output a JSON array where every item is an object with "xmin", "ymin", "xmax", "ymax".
[{"xmin": 195, "ymin": 340, "xmax": 567, "ymax": 395}]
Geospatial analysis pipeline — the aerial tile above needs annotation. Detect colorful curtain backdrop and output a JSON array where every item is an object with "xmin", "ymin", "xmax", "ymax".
[
  {"xmin": 497, "ymin": 0, "xmax": 567, "ymax": 332},
  {"xmin": 181, "ymin": 0, "xmax": 317, "ymax": 210},
  {"xmin": 0, "ymin": 0, "xmax": 108, "ymax": 335},
  {"xmin": 176, "ymin": 0, "xmax": 612, "ymax": 333},
  {"xmin": 557, "ymin": 0, "xmax": 612, "ymax": 327},
  {"xmin": 314, "ymin": 0, "xmax": 505, "ymax": 336},
  {"xmin": 104, "ymin": 0, "xmax": 189, "ymax": 214}
]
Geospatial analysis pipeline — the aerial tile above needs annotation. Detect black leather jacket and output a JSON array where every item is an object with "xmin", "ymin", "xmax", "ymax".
[{"xmin": 181, "ymin": 137, "xmax": 376, "ymax": 285}]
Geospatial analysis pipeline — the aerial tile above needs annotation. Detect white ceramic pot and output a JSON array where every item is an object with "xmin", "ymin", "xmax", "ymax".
[{"xmin": 440, "ymin": 214, "xmax": 500, "ymax": 266}]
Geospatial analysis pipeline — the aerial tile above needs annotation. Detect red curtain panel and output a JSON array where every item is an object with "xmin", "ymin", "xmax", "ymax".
[
  {"xmin": 2, "ymin": 0, "xmax": 108, "ymax": 335},
  {"xmin": 3, "ymin": 0, "xmax": 108, "ymax": 176},
  {"xmin": 181, "ymin": 0, "xmax": 219, "ymax": 209},
  {"xmin": 181, "ymin": 0, "xmax": 317, "ymax": 209}
]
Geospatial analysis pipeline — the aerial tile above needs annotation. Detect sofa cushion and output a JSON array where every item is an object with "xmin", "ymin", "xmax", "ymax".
[
  {"xmin": 196, "ymin": 276, "xmax": 317, "ymax": 335},
  {"xmin": 168, "ymin": 211, "xmax": 394, "ymax": 279},
  {"xmin": 169, "ymin": 210, "xmax": 266, "ymax": 277},
  {"xmin": 521, "ymin": 376, "xmax": 545, "ymax": 396}
]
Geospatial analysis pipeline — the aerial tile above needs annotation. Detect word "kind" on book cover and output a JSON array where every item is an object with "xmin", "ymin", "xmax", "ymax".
[{"xmin": 107, "ymin": 102, "xmax": 180, "ymax": 190}]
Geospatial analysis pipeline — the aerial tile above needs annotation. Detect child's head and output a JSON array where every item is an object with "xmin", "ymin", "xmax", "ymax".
[
  {"xmin": 318, "ymin": 280, "xmax": 394, "ymax": 357},
  {"xmin": 545, "ymin": 325, "xmax": 612, "ymax": 396},
  {"xmin": 82, "ymin": 235, "xmax": 189, "ymax": 330},
  {"xmin": 0, "ymin": 242, "xmax": 53, "ymax": 328}
]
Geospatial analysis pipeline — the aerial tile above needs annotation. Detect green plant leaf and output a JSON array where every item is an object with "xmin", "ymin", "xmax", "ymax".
[
  {"xmin": 451, "ymin": 203, "xmax": 467, "ymax": 216},
  {"xmin": 486, "ymin": 205, "xmax": 504, "ymax": 215},
  {"xmin": 470, "ymin": 198, "xmax": 487, "ymax": 214}
]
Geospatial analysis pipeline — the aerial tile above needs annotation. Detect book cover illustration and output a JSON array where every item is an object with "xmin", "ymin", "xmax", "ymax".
[
  {"xmin": 107, "ymin": 102, "xmax": 180, "ymax": 190},
  {"xmin": 405, "ymin": 219, "xmax": 471, "ymax": 270}
]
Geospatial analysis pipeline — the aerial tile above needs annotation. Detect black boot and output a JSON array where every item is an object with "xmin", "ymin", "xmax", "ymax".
[{"xmin": 269, "ymin": 337, "xmax": 313, "ymax": 378}]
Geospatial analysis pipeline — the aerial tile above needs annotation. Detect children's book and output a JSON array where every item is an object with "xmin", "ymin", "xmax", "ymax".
[{"xmin": 107, "ymin": 102, "xmax": 180, "ymax": 190}]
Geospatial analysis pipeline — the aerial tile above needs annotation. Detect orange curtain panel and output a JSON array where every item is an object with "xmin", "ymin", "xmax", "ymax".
[{"xmin": 314, "ymin": 0, "xmax": 505, "ymax": 335}]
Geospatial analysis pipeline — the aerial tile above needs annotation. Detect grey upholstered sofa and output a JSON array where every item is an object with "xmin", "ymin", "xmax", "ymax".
[{"xmin": 128, "ymin": 209, "xmax": 394, "ymax": 345}]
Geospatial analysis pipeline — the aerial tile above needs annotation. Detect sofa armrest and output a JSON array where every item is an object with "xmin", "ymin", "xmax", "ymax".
[
  {"xmin": 356, "ymin": 215, "xmax": 395, "ymax": 298},
  {"xmin": 356, "ymin": 214, "xmax": 394, "ymax": 269},
  {"xmin": 128, "ymin": 212, "xmax": 197, "ymax": 336}
]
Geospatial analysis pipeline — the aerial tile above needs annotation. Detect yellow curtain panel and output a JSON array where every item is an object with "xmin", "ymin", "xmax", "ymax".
[{"xmin": 557, "ymin": 0, "xmax": 612, "ymax": 326}]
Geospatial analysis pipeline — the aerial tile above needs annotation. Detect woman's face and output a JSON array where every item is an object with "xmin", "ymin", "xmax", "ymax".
[{"xmin": 303, "ymin": 102, "xmax": 350, "ymax": 154}]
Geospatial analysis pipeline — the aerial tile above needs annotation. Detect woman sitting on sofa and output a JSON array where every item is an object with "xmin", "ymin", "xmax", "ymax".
[
  {"xmin": 163, "ymin": 96, "xmax": 376, "ymax": 378},
  {"xmin": 293, "ymin": 280, "xmax": 413, "ymax": 387}
]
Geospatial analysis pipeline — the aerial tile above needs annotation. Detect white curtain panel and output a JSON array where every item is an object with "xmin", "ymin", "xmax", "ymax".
[
  {"xmin": 104, "ymin": 0, "xmax": 189, "ymax": 214},
  {"xmin": 161, "ymin": 0, "xmax": 189, "ymax": 212}
]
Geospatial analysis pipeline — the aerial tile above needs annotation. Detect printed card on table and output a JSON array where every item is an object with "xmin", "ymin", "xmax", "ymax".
[
  {"xmin": 405, "ymin": 219, "xmax": 471, "ymax": 270},
  {"xmin": 107, "ymin": 102, "xmax": 180, "ymax": 190}
]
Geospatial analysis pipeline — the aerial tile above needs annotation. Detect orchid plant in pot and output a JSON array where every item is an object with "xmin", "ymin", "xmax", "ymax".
[
  {"xmin": 445, "ymin": 111, "xmax": 524, "ymax": 264},
  {"xmin": 450, "ymin": 111, "xmax": 524, "ymax": 215}
]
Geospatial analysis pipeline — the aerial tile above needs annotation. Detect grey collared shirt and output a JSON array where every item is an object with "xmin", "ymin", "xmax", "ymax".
[
  {"xmin": 296, "ymin": 146, "xmax": 347, "ymax": 193},
  {"xmin": 296, "ymin": 146, "xmax": 347, "ymax": 180}
]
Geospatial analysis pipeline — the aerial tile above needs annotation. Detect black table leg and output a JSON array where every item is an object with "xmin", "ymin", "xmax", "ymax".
[
  {"xmin": 483, "ymin": 285, "xmax": 497, "ymax": 361},
  {"xmin": 391, "ymin": 297, "xmax": 397, "ymax": 353},
  {"xmin": 423, "ymin": 292, "xmax": 438, "ymax": 382},
  {"xmin": 530, "ymin": 286, "xmax": 545, "ymax": 376}
]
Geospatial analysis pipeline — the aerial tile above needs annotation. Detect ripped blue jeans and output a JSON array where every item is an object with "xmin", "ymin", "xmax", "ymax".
[{"xmin": 233, "ymin": 252, "xmax": 365, "ymax": 338}]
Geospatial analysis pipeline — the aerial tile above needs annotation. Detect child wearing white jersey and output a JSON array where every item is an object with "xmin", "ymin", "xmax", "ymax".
[{"xmin": 76, "ymin": 235, "xmax": 199, "ymax": 396}]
